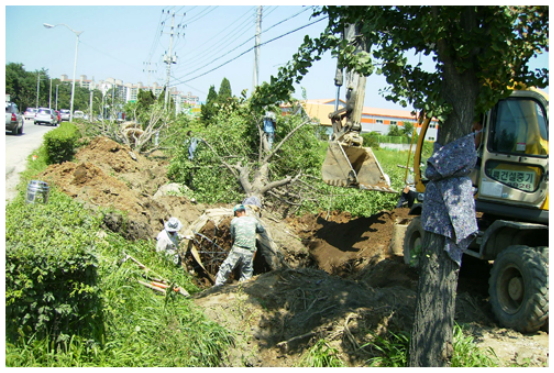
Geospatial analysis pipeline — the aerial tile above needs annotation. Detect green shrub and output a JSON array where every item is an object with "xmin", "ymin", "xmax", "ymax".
[
  {"xmin": 43, "ymin": 122, "xmax": 80, "ymax": 164},
  {"xmin": 5, "ymin": 190, "xmax": 102, "ymax": 343}
]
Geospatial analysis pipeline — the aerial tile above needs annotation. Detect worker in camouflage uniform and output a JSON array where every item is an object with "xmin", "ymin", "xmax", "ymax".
[{"xmin": 213, "ymin": 204, "xmax": 265, "ymax": 287}]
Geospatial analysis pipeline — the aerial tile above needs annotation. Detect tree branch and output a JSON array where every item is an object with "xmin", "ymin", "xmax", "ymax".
[{"xmin": 262, "ymin": 119, "xmax": 311, "ymax": 163}]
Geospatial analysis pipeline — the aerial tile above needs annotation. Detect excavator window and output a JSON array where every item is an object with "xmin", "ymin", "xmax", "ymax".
[{"xmin": 488, "ymin": 98, "xmax": 548, "ymax": 157}]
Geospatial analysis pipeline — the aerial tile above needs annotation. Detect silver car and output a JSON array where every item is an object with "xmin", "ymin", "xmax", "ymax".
[
  {"xmin": 34, "ymin": 108, "xmax": 58, "ymax": 126},
  {"xmin": 59, "ymin": 109, "xmax": 70, "ymax": 121},
  {"xmin": 6, "ymin": 101, "xmax": 24, "ymax": 135},
  {"xmin": 23, "ymin": 107, "xmax": 37, "ymax": 120}
]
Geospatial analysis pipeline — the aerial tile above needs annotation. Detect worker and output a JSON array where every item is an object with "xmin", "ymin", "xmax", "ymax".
[
  {"xmin": 185, "ymin": 131, "xmax": 201, "ymax": 160},
  {"xmin": 156, "ymin": 217, "xmax": 184, "ymax": 265},
  {"xmin": 213, "ymin": 204, "xmax": 265, "ymax": 287},
  {"xmin": 263, "ymin": 111, "xmax": 276, "ymax": 149}
]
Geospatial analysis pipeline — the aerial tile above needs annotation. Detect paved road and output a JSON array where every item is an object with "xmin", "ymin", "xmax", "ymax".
[{"xmin": 4, "ymin": 119, "xmax": 58, "ymax": 202}]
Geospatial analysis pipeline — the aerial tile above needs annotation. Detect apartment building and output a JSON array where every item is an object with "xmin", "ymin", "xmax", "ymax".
[{"xmin": 58, "ymin": 74, "xmax": 200, "ymax": 113}]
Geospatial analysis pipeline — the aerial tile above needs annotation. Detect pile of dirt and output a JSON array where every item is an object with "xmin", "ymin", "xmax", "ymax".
[
  {"xmin": 36, "ymin": 136, "xmax": 548, "ymax": 367},
  {"xmin": 38, "ymin": 136, "xmax": 206, "ymax": 240}
]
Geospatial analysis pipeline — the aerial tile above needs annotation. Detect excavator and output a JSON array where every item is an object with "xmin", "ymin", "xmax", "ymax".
[{"xmin": 321, "ymin": 25, "xmax": 549, "ymax": 334}]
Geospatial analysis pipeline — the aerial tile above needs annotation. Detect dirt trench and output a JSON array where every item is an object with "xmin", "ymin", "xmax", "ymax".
[{"xmin": 36, "ymin": 136, "xmax": 549, "ymax": 367}]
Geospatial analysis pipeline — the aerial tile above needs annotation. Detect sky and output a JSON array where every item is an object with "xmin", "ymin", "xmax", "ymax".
[{"xmin": 3, "ymin": 1, "xmax": 550, "ymax": 111}]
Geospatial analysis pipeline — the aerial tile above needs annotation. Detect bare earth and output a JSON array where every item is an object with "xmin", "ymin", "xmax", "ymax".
[{"xmin": 32, "ymin": 136, "xmax": 548, "ymax": 367}]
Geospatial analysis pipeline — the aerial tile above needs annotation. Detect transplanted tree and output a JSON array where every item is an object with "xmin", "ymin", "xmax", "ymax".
[{"xmin": 253, "ymin": 5, "xmax": 548, "ymax": 367}]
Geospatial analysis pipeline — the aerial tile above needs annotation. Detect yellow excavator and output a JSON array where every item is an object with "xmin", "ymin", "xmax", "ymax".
[
  {"xmin": 401, "ymin": 87, "xmax": 549, "ymax": 333},
  {"xmin": 323, "ymin": 83, "xmax": 549, "ymax": 333}
]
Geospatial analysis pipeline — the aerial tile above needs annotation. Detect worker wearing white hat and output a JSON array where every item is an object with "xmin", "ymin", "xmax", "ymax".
[{"xmin": 156, "ymin": 217, "xmax": 184, "ymax": 265}]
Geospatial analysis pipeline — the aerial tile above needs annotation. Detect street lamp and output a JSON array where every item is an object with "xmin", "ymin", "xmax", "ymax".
[{"xmin": 43, "ymin": 23, "xmax": 82, "ymax": 122}]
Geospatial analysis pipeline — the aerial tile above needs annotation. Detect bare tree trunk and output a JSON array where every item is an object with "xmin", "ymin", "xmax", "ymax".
[{"xmin": 409, "ymin": 232, "xmax": 459, "ymax": 366}]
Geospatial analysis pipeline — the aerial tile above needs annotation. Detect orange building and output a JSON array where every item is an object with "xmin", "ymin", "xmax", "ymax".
[{"xmin": 299, "ymin": 99, "xmax": 439, "ymax": 141}]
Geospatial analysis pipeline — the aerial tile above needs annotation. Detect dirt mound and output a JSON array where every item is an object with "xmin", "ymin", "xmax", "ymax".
[{"xmin": 38, "ymin": 137, "xmax": 205, "ymax": 240}]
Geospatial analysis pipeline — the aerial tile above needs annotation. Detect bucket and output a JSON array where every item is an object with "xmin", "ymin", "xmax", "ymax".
[{"xmin": 26, "ymin": 180, "xmax": 50, "ymax": 204}]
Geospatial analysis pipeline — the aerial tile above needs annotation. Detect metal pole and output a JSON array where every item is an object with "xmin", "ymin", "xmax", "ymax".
[
  {"xmin": 36, "ymin": 72, "xmax": 40, "ymax": 109},
  {"xmin": 49, "ymin": 79, "xmax": 52, "ymax": 108},
  {"xmin": 164, "ymin": 12, "xmax": 176, "ymax": 110},
  {"xmin": 253, "ymin": 6, "xmax": 262, "ymax": 92},
  {"xmin": 69, "ymin": 32, "xmax": 80, "ymax": 122},
  {"xmin": 55, "ymin": 85, "xmax": 59, "ymax": 110}
]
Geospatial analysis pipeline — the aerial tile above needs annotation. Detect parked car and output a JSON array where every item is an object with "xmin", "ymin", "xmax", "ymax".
[
  {"xmin": 34, "ymin": 108, "xmax": 58, "ymax": 126},
  {"xmin": 23, "ymin": 107, "xmax": 37, "ymax": 120},
  {"xmin": 5, "ymin": 101, "xmax": 24, "ymax": 135},
  {"xmin": 73, "ymin": 110, "xmax": 85, "ymax": 120},
  {"xmin": 59, "ymin": 109, "xmax": 70, "ymax": 121}
]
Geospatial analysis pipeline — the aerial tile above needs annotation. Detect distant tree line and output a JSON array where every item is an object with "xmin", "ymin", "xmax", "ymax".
[{"xmin": 5, "ymin": 62, "xmax": 101, "ymax": 114}]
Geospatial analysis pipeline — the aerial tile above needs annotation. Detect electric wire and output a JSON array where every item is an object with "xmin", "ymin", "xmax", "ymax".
[
  {"xmin": 173, "ymin": 7, "xmax": 314, "ymax": 78},
  {"xmin": 171, "ymin": 7, "xmax": 256, "ymax": 75},
  {"xmin": 174, "ymin": 8, "xmax": 322, "ymax": 81},
  {"xmin": 172, "ymin": 16, "xmax": 327, "ymax": 84}
]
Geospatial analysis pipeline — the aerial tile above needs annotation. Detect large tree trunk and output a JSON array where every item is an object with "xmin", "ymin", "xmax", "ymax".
[
  {"xmin": 408, "ymin": 7, "xmax": 481, "ymax": 367},
  {"xmin": 409, "ymin": 232, "xmax": 459, "ymax": 367}
]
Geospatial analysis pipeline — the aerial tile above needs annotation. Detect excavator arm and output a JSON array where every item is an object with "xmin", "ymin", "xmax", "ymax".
[{"xmin": 321, "ymin": 24, "xmax": 395, "ymax": 193}]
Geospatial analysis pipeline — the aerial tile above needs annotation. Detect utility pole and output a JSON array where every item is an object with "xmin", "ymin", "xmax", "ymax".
[
  {"xmin": 143, "ymin": 61, "xmax": 156, "ymax": 89},
  {"xmin": 49, "ymin": 79, "xmax": 52, "ymax": 109},
  {"xmin": 90, "ymin": 90, "xmax": 93, "ymax": 121},
  {"xmin": 163, "ymin": 11, "xmax": 177, "ymax": 111},
  {"xmin": 36, "ymin": 72, "xmax": 40, "ymax": 109},
  {"xmin": 252, "ymin": 6, "xmax": 262, "ymax": 91},
  {"xmin": 55, "ymin": 84, "xmax": 59, "ymax": 110}
]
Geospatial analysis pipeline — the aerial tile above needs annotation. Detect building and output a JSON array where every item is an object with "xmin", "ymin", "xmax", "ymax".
[
  {"xmin": 58, "ymin": 74, "xmax": 200, "ymax": 113},
  {"xmin": 300, "ymin": 98, "xmax": 439, "ymax": 141}
]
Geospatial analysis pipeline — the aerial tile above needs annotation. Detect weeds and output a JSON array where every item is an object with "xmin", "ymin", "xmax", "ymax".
[
  {"xmin": 296, "ymin": 339, "xmax": 346, "ymax": 367},
  {"xmin": 361, "ymin": 323, "xmax": 498, "ymax": 367}
]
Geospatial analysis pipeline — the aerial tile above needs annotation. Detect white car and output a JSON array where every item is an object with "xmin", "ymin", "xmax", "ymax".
[
  {"xmin": 73, "ymin": 110, "xmax": 85, "ymax": 120},
  {"xmin": 34, "ymin": 108, "xmax": 58, "ymax": 126},
  {"xmin": 59, "ymin": 109, "xmax": 70, "ymax": 121},
  {"xmin": 23, "ymin": 107, "xmax": 37, "ymax": 120}
]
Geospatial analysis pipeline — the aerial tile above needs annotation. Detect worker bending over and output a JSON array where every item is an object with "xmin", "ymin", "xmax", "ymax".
[{"xmin": 214, "ymin": 204, "xmax": 265, "ymax": 287}]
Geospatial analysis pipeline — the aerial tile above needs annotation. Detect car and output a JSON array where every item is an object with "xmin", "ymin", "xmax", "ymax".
[
  {"xmin": 34, "ymin": 108, "xmax": 58, "ymax": 126},
  {"xmin": 59, "ymin": 109, "xmax": 70, "ymax": 121},
  {"xmin": 73, "ymin": 110, "xmax": 85, "ymax": 120},
  {"xmin": 5, "ymin": 101, "xmax": 24, "ymax": 135},
  {"xmin": 23, "ymin": 107, "xmax": 37, "ymax": 120}
]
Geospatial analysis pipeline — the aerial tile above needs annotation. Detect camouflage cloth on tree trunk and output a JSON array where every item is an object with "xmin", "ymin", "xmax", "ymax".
[{"xmin": 421, "ymin": 133, "xmax": 479, "ymax": 266}]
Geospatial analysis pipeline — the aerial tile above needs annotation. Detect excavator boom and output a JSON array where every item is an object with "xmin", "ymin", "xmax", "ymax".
[{"xmin": 321, "ymin": 23, "xmax": 395, "ymax": 193}]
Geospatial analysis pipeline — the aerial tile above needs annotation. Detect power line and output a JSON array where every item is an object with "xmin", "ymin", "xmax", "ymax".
[
  {"xmin": 174, "ymin": 9, "xmax": 322, "ymax": 81},
  {"xmin": 172, "ymin": 17, "xmax": 327, "ymax": 84},
  {"xmin": 171, "ymin": 7, "xmax": 256, "ymax": 75}
]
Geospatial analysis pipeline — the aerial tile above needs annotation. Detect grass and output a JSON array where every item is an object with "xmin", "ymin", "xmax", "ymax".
[
  {"xmin": 6, "ymin": 156, "xmax": 234, "ymax": 366},
  {"xmin": 296, "ymin": 339, "xmax": 347, "ymax": 367},
  {"xmin": 362, "ymin": 323, "xmax": 498, "ymax": 367}
]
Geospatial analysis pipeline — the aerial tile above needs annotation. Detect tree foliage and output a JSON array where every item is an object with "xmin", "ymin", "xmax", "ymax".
[
  {"xmin": 200, "ymin": 85, "xmax": 219, "ymax": 123},
  {"xmin": 168, "ymin": 100, "xmax": 322, "ymax": 206},
  {"xmin": 218, "ymin": 77, "xmax": 232, "ymax": 103}
]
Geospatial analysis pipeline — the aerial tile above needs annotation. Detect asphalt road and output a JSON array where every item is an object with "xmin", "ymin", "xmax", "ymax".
[{"xmin": 4, "ymin": 119, "xmax": 58, "ymax": 202}]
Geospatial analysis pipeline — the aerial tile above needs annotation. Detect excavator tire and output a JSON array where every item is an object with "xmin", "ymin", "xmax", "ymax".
[
  {"xmin": 403, "ymin": 216, "xmax": 425, "ymax": 268},
  {"xmin": 488, "ymin": 245, "xmax": 549, "ymax": 333}
]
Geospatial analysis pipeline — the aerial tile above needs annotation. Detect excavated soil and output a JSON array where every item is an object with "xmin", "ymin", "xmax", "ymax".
[{"xmin": 36, "ymin": 136, "xmax": 549, "ymax": 367}]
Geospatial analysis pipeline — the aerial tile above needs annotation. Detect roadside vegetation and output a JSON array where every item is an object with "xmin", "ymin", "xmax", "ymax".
[{"xmin": 5, "ymin": 119, "xmax": 500, "ymax": 367}]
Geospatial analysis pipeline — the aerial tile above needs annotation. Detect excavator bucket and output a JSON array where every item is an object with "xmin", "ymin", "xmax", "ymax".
[{"xmin": 322, "ymin": 141, "xmax": 396, "ymax": 193}]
